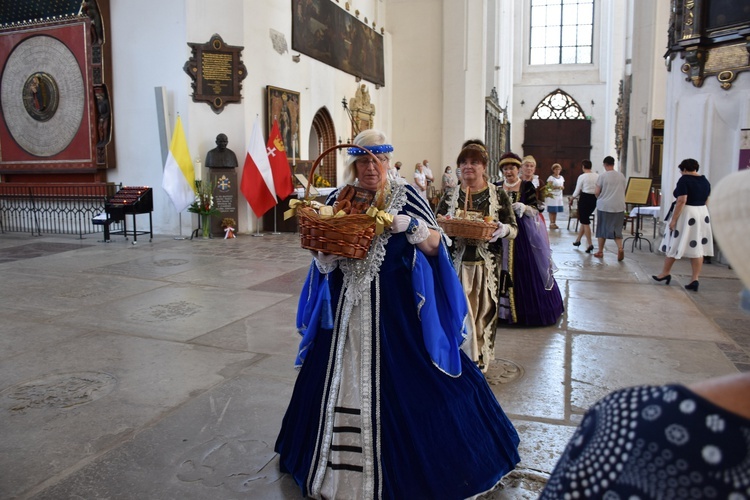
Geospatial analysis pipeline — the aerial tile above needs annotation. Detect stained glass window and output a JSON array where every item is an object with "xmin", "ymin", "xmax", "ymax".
[
  {"xmin": 531, "ymin": 89, "xmax": 586, "ymax": 119},
  {"xmin": 530, "ymin": 0, "xmax": 594, "ymax": 65}
]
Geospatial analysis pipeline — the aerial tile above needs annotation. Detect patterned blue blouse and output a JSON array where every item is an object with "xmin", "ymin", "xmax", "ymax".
[{"xmin": 541, "ymin": 384, "xmax": 750, "ymax": 499}]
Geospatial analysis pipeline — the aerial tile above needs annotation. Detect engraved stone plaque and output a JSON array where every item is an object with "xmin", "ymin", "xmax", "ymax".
[{"xmin": 183, "ymin": 34, "xmax": 247, "ymax": 114}]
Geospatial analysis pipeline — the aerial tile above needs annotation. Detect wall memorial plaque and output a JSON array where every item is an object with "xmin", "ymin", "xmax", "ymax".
[{"xmin": 183, "ymin": 34, "xmax": 247, "ymax": 114}]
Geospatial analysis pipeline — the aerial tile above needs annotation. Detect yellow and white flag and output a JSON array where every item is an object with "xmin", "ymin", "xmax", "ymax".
[{"xmin": 161, "ymin": 116, "xmax": 196, "ymax": 212}]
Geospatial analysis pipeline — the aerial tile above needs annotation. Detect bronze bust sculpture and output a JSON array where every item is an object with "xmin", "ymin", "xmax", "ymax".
[{"xmin": 205, "ymin": 133, "xmax": 238, "ymax": 168}]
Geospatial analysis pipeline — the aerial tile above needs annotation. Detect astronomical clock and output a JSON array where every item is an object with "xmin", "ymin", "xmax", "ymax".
[{"xmin": 0, "ymin": 0, "xmax": 113, "ymax": 182}]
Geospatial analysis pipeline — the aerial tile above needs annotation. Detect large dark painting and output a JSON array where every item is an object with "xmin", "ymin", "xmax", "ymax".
[{"xmin": 292, "ymin": 0, "xmax": 385, "ymax": 87}]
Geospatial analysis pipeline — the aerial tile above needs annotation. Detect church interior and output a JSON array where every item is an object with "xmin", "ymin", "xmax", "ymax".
[{"xmin": 1, "ymin": 0, "xmax": 749, "ymax": 498}]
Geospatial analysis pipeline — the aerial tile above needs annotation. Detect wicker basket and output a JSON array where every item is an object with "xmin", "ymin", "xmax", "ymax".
[
  {"xmin": 437, "ymin": 187, "xmax": 496, "ymax": 241},
  {"xmin": 293, "ymin": 144, "xmax": 386, "ymax": 260}
]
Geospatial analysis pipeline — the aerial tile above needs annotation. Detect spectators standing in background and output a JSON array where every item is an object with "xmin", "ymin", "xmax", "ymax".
[
  {"xmin": 593, "ymin": 156, "xmax": 626, "ymax": 261},
  {"xmin": 546, "ymin": 163, "xmax": 565, "ymax": 229},
  {"xmin": 541, "ymin": 168, "xmax": 750, "ymax": 500},
  {"xmin": 413, "ymin": 162, "xmax": 427, "ymax": 199},
  {"xmin": 442, "ymin": 165, "xmax": 457, "ymax": 192}
]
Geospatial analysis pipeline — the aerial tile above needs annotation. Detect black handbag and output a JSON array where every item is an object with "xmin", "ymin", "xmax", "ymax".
[{"xmin": 664, "ymin": 200, "xmax": 676, "ymax": 222}]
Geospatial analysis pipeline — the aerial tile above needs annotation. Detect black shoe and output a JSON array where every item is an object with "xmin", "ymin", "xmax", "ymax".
[
  {"xmin": 572, "ymin": 240, "xmax": 581, "ymax": 247},
  {"xmin": 652, "ymin": 274, "xmax": 671, "ymax": 285},
  {"xmin": 585, "ymin": 245, "xmax": 594, "ymax": 253},
  {"xmin": 685, "ymin": 280, "xmax": 699, "ymax": 291}
]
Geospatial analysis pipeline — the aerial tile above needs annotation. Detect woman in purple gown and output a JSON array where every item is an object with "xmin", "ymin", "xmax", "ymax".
[{"xmin": 496, "ymin": 152, "xmax": 564, "ymax": 326}]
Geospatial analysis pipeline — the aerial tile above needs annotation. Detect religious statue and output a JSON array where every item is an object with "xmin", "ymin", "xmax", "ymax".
[
  {"xmin": 348, "ymin": 84, "xmax": 376, "ymax": 135},
  {"xmin": 205, "ymin": 133, "xmax": 238, "ymax": 168},
  {"xmin": 95, "ymin": 92, "xmax": 111, "ymax": 146}
]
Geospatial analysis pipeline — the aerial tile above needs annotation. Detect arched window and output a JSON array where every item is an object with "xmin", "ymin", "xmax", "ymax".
[
  {"xmin": 311, "ymin": 108, "xmax": 337, "ymax": 184},
  {"xmin": 530, "ymin": 88, "xmax": 586, "ymax": 119}
]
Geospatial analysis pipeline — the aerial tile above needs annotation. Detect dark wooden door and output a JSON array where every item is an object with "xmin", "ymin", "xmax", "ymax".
[{"xmin": 522, "ymin": 119, "xmax": 591, "ymax": 195}]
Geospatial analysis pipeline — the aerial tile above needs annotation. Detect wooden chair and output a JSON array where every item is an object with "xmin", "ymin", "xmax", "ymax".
[
  {"xmin": 567, "ymin": 197, "xmax": 578, "ymax": 230},
  {"xmin": 624, "ymin": 204, "xmax": 636, "ymax": 235},
  {"xmin": 567, "ymin": 196, "xmax": 595, "ymax": 232}
]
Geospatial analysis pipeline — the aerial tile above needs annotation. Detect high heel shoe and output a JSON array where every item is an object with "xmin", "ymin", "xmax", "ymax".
[
  {"xmin": 685, "ymin": 280, "xmax": 699, "ymax": 291},
  {"xmin": 652, "ymin": 274, "xmax": 671, "ymax": 285},
  {"xmin": 585, "ymin": 245, "xmax": 594, "ymax": 253},
  {"xmin": 572, "ymin": 240, "xmax": 581, "ymax": 247}
]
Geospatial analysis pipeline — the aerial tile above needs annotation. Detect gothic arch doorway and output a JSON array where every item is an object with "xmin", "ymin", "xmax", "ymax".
[
  {"xmin": 522, "ymin": 89, "xmax": 591, "ymax": 195},
  {"xmin": 309, "ymin": 107, "xmax": 337, "ymax": 185}
]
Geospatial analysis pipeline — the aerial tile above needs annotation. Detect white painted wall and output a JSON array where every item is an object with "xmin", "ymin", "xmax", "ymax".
[
  {"xmin": 105, "ymin": 0, "xmax": 689, "ymax": 235},
  {"xmin": 511, "ymin": 0, "xmax": 626, "ymax": 169},
  {"xmin": 661, "ymin": 65, "xmax": 750, "ymax": 217},
  {"xmin": 109, "ymin": 0, "xmax": 391, "ymax": 235},
  {"xmin": 625, "ymin": 0, "xmax": 669, "ymax": 178},
  {"xmin": 387, "ymin": 0, "xmax": 444, "ymax": 183}
]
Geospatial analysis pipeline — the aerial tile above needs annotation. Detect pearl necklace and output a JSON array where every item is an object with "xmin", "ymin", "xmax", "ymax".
[{"xmin": 503, "ymin": 178, "xmax": 520, "ymax": 189}]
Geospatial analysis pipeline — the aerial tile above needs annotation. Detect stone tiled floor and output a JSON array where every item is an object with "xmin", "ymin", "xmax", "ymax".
[{"xmin": 0, "ymin": 217, "xmax": 745, "ymax": 499}]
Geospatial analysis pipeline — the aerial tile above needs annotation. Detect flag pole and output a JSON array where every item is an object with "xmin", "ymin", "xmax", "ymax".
[
  {"xmin": 174, "ymin": 212, "xmax": 187, "ymax": 240},
  {"xmin": 271, "ymin": 205, "xmax": 281, "ymax": 235},
  {"xmin": 252, "ymin": 213, "xmax": 264, "ymax": 237}
]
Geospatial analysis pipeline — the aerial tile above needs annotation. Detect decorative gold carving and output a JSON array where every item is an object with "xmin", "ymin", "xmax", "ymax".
[
  {"xmin": 614, "ymin": 78, "xmax": 631, "ymax": 161},
  {"xmin": 680, "ymin": 41, "xmax": 750, "ymax": 90},
  {"xmin": 348, "ymin": 84, "xmax": 376, "ymax": 136},
  {"xmin": 717, "ymin": 71, "xmax": 736, "ymax": 89},
  {"xmin": 705, "ymin": 44, "xmax": 748, "ymax": 72},
  {"xmin": 682, "ymin": 47, "xmax": 706, "ymax": 87}
]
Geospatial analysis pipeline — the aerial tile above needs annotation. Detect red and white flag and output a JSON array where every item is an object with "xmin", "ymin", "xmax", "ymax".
[
  {"xmin": 266, "ymin": 119, "xmax": 294, "ymax": 200},
  {"xmin": 240, "ymin": 117, "xmax": 277, "ymax": 217}
]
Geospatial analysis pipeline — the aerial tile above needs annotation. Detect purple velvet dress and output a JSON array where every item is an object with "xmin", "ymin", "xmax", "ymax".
[{"xmin": 498, "ymin": 181, "xmax": 564, "ymax": 326}]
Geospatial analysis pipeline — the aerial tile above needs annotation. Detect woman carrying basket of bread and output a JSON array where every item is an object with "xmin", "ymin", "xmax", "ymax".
[
  {"xmin": 436, "ymin": 141, "xmax": 519, "ymax": 372},
  {"xmin": 276, "ymin": 130, "xmax": 520, "ymax": 499}
]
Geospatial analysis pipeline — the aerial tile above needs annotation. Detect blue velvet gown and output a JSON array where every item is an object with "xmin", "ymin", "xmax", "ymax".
[{"xmin": 275, "ymin": 183, "xmax": 520, "ymax": 499}]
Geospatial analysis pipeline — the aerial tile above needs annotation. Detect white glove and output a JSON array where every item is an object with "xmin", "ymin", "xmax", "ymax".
[
  {"xmin": 512, "ymin": 202, "xmax": 525, "ymax": 218},
  {"xmin": 315, "ymin": 251, "xmax": 345, "ymax": 264},
  {"xmin": 489, "ymin": 222, "xmax": 507, "ymax": 243},
  {"xmin": 389, "ymin": 214, "xmax": 413, "ymax": 233}
]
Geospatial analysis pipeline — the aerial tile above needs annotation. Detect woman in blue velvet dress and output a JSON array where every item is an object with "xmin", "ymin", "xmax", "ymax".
[
  {"xmin": 275, "ymin": 130, "xmax": 520, "ymax": 499},
  {"xmin": 496, "ymin": 152, "xmax": 564, "ymax": 327}
]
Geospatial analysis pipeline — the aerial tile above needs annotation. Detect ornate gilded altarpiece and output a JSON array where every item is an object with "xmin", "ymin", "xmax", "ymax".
[
  {"xmin": 667, "ymin": 0, "xmax": 750, "ymax": 90},
  {"xmin": 0, "ymin": 0, "xmax": 113, "ymax": 181}
]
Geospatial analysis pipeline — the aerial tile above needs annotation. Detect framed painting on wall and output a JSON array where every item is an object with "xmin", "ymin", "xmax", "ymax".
[
  {"xmin": 291, "ymin": 0, "xmax": 385, "ymax": 87},
  {"xmin": 266, "ymin": 85, "xmax": 300, "ymax": 161}
]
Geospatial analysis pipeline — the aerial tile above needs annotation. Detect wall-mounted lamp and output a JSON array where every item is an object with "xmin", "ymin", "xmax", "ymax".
[
  {"xmin": 591, "ymin": 100, "xmax": 595, "ymax": 106},
  {"xmin": 520, "ymin": 100, "xmax": 525, "ymax": 107},
  {"xmin": 292, "ymin": 54, "xmax": 301, "ymax": 63}
]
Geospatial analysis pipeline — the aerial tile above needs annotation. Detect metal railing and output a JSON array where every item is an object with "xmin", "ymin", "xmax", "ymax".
[{"xmin": 0, "ymin": 183, "xmax": 121, "ymax": 238}]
